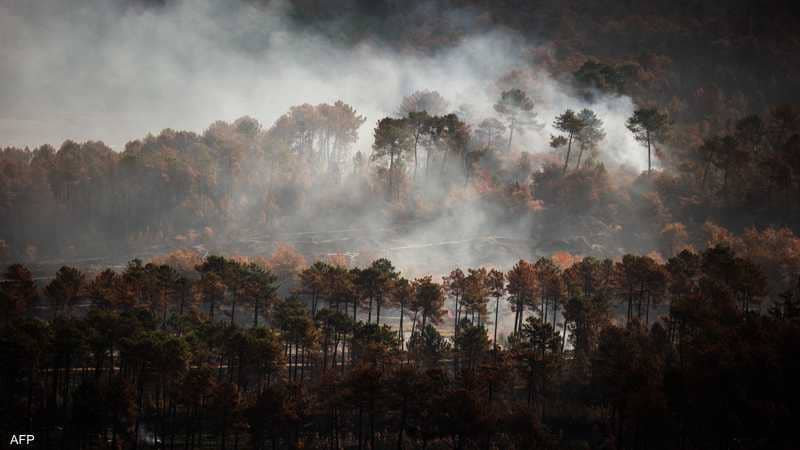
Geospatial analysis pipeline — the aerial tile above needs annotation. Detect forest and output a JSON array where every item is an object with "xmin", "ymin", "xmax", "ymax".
[
  {"xmin": 2, "ymin": 0, "xmax": 800, "ymax": 449},
  {"xmin": 2, "ymin": 248, "xmax": 799, "ymax": 450}
]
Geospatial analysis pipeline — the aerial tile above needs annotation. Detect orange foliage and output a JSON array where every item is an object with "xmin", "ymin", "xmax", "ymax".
[
  {"xmin": 704, "ymin": 222, "xmax": 800, "ymax": 294},
  {"xmin": 646, "ymin": 250, "xmax": 666, "ymax": 265},
  {"xmin": 551, "ymin": 251, "xmax": 581, "ymax": 270},
  {"xmin": 150, "ymin": 249, "xmax": 205, "ymax": 276},
  {"xmin": 703, "ymin": 221, "xmax": 736, "ymax": 248},
  {"xmin": 268, "ymin": 242, "xmax": 307, "ymax": 283}
]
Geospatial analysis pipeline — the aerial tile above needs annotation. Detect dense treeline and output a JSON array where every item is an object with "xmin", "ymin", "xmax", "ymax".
[
  {"xmin": 289, "ymin": 0, "xmax": 800, "ymax": 236},
  {"xmin": 3, "ymin": 85, "xmax": 800, "ymax": 264},
  {"xmin": 1, "ymin": 246, "xmax": 799, "ymax": 449},
  {"xmin": 4, "ymin": 2, "xmax": 800, "ymax": 263},
  {"xmin": 4, "ymin": 1, "xmax": 799, "ymax": 260},
  {"xmin": 4, "ymin": 1, "xmax": 800, "ymax": 448},
  {"xmin": 0, "ymin": 101, "xmax": 369, "ymax": 260}
]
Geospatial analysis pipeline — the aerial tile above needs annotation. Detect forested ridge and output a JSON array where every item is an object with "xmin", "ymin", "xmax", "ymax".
[
  {"xmin": 3, "ymin": 0, "xmax": 800, "ymax": 449},
  {"xmin": 2, "ymin": 1, "xmax": 800, "ymax": 264},
  {"xmin": 2, "ymin": 246, "xmax": 799, "ymax": 449},
  {"xmin": 2, "ymin": 91, "xmax": 800, "ymax": 267}
]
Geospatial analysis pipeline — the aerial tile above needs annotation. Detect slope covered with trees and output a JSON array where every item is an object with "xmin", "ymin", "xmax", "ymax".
[
  {"xmin": 2, "ymin": 245, "xmax": 799, "ymax": 449},
  {"xmin": 2, "ymin": 1, "xmax": 800, "ymax": 270},
  {"xmin": 3, "ymin": 1, "xmax": 800, "ymax": 448},
  {"xmin": 2, "ymin": 89, "xmax": 800, "ymax": 270}
]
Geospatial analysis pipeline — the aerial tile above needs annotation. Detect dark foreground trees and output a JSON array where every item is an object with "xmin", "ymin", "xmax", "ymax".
[{"xmin": 1, "ymin": 248, "xmax": 799, "ymax": 449}]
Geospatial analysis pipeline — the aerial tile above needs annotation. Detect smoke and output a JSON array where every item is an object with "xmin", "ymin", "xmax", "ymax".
[
  {"xmin": 1, "ymin": 0, "xmax": 662, "ymax": 341},
  {"xmin": 0, "ymin": 0, "xmax": 497, "ymax": 148},
  {"xmin": 0, "ymin": 0, "xmax": 644, "ymax": 166},
  {"xmin": 1, "ymin": 0, "xmax": 654, "ymax": 277}
]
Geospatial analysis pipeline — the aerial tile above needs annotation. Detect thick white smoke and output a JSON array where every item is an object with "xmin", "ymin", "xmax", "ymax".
[
  {"xmin": 0, "ymin": 0, "xmax": 646, "ymax": 169},
  {"xmin": 2, "ymin": 0, "xmax": 655, "ymax": 340}
]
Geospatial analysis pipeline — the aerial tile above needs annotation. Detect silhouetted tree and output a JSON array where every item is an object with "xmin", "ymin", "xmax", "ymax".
[
  {"xmin": 494, "ymin": 89, "xmax": 539, "ymax": 153},
  {"xmin": 626, "ymin": 108, "xmax": 670, "ymax": 172}
]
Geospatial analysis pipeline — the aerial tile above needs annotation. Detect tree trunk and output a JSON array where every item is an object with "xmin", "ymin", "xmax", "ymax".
[
  {"xmin": 323, "ymin": 328, "xmax": 330, "ymax": 373},
  {"xmin": 299, "ymin": 346, "xmax": 306, "ymax": 384},
  {"xmin": 575, "ymin": 142, "xmax": 585, "ymax": 170},
  {"xmin": 254, "ymin": 297, "xmax": 259, "ymax": 328},
  {"xmin": 494, "ymin": 296, "xmax": 500, "ymax": 350},
  {"xmin": 413, "ymin": 133, "xmax": 420, "ymax": 181},
  {"xmin": 563, "ymin": 135, "xmax": 573, "ymax": 174},
  {"xmin": 425, "ymin": 147, "xmax": 432, "ymax": 178},
  {"xmin": 332, "ymin": 334, "xmax": 338, "ymax": 371},
  {"xmin": 399, "ymin": 298, "xmax": 405, "ymax": 351},
  {"xmin": 388, "ymin": 150, "xmax": 395, "ymax": 200},
  {"xmin": 454, "ymin": 295, "xmax": 460, "ymax": 338}
]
